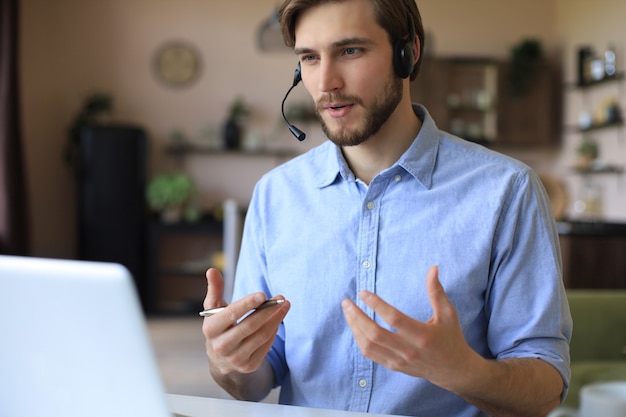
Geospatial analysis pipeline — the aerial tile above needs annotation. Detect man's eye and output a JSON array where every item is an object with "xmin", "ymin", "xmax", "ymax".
[{"xmin": 345, "ymin": 48, "xmax": 360, "ymax": 55}]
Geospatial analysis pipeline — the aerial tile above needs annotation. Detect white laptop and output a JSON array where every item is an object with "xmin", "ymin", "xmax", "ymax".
[{"xmin": 0, "ymin": 255, "xmax": 186, "ymax": 417}]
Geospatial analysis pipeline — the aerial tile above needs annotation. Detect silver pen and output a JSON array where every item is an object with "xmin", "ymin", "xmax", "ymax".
[{"xmin": 199, "ymin": 299, "xmax": 285, "ymax": 317}]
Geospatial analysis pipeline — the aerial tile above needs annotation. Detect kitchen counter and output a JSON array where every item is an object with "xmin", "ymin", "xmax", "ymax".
[{"xmin": 557, "ymin": 220, "xmax": 626, "ymax": 236}]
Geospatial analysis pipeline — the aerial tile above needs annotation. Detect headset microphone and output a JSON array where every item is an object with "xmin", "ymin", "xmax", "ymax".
[{"xmin": 281, "ymin": 63, "xmax": 306, "ymax": 141}]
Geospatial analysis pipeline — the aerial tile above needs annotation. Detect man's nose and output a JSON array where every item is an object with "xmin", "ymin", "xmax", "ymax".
[{"xmin": 318, "ymin": 60, "xmax": 343, "ymax": 93}]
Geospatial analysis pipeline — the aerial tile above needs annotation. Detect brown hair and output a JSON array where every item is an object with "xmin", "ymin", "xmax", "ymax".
[{"xmin": 278, "ymin": 0, "xmax": 425, "ymax": 81}]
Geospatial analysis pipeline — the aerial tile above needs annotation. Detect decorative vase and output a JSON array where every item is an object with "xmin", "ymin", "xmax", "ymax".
[
  {"xmin": 222, "ymin": 119, "xmax": 240, "ymax": 150},
  {"xmin": 161, "ymin": 206, "xmax": 183, "ymax": 223}
]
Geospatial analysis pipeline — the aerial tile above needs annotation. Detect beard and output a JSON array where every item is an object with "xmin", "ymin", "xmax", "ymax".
[{"xmin": 316, "ymin": 72, "xmax": 403, "ymax": 147}]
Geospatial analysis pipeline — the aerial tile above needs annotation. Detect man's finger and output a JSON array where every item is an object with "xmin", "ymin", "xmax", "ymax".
[
  {"xmin": 425, "ymin": 265, "xmax": 453, "ymax": 321},
  {"xmin": 342, "ymin": 297, "xmax": 407, "ymax": 369}
]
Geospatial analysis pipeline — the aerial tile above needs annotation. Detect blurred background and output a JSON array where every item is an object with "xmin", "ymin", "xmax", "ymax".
[{"xmin": 3, "ymin": 0, "xmax": 626, "ymax": 310}]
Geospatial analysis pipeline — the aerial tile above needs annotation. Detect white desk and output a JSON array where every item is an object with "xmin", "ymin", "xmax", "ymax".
[{"xmin": 166, "ymin": 394, "xmax": 409, "ymax": 417}]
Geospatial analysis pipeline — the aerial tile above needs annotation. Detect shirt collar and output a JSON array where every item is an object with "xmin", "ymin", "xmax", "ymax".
[
  {"xmin": 315, "ymin": 104, "xmax": 440, "ymax": 189},
  {"xmin": 314, "ymin": 143, "xmax": 354, "ymax": 188},
  {"xmin": 397, "ymin": 104, "xmax": 440, "ymax": 190}
]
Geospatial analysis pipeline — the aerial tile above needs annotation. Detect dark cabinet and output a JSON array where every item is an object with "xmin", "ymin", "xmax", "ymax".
[
  {"xmin": 558, "ymin": 222, "xmax": 626, "ymax": 288},
  {"xmin": 411, "ymin": 57, "xmax": 560, "ymax": 146},
  {"xmin": 411, "ymin": 58, "xmax": 497, "ymax": 143},
  {"xmin": 78, "ymin": 125, "xmax": 148, "ymax": 305},
  {"xmin": 147, "ymin": 218, "xmax": 223, "ymax": 314},
  {"xmin": 497, "ymin": 61, "xmax": 561, "ymax": 146}
]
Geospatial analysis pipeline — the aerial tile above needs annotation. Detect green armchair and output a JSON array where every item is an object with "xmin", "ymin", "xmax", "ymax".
[{"xmin": 564, "ymin": 290, "xmax": 626, "ymax": 408}]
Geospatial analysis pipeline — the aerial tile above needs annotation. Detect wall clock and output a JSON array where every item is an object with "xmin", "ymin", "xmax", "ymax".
[{"xmin": 154, "ymin": 41, "xmax": 201, "ymax": 87}]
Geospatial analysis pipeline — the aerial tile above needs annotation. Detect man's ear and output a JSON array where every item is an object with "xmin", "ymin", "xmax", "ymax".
[{"xmin": 413, "ymin": 35, "xmax": 421, "ymax": 67}]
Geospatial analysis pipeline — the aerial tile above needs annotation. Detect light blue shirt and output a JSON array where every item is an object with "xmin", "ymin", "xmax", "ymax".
[{"xmin": 233, "ymin": 105, "xmax": 572, "ymax": 417}]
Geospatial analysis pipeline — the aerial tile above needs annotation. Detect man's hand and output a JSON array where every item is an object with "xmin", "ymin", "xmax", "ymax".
[
  {"xmin": 202, "ymin": 268, "xmax": 290, "ymax": 399},
  {"xmin": 341, "ymin": 265, "xmax": 481, "ymax": 390},
  {"xmin": 342, "ymin": 265, "xmax": 564, "ymax": 417}
]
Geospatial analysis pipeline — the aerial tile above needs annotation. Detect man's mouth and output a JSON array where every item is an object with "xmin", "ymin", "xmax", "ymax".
[
  {"xmin": 324, "ymin": 104, "xmax": 352, "ymax": 118},
  {"xmin": 318, "ymin": 95, "xmax": 360, "ymax": 118},
  {"xmin": 327, "ymin": 103, "xmax": 349, "ymax": 110}
]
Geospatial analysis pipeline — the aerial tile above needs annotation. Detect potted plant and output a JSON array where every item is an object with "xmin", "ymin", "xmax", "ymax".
[
  {"xmin": 146, "ymin": 173, "xmax": 195, "ymax": 223},
  {"xmin": 509, "ymin": 39, "xmax": 543, "ymax": 98},
  {"xmin": 64, "ymin": 93, "xmax": 113, "ymax": 175},
  {"xmin": 576, "ymin": 137, "xmax": 599, "ymax": 170}
]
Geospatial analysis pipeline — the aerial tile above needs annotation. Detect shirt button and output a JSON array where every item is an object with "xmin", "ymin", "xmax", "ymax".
[
  {"xmin": 366, "ymin": 201, "xmax": 375, "ymax": 210},
  {"xmin": 394, "ymin": 175, "xmax": 402, "ymax": 182},
  {"xmin": 362, "ymin": 260, "xmax": 371, "ymax": 269},
  {"xmin": 358, "ymin": 379, "xmax": 368, "ymax": 388}
]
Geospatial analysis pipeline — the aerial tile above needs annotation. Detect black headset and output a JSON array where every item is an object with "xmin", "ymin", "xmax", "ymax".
[{"xmin": 393, "ymin": 1, "xmax": 417, "ymax": 79}]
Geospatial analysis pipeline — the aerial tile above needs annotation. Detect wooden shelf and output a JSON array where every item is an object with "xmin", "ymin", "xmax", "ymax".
[
  {"xmin": 447, "ymin": 104, "xmax": 494, "ymax": 113},
  {"xmin": 571, "ymin": 165, "xmax": 624, "ymax": 175},
  {"xmin": 566, "ymin": 72, "xmax": 625, "ymax": 90},
  {"xmin": 165, "ymin": 144, "xmax": 296, "ymax": 159},
  {"xmin": 569, "ymin": 119, "xmax": 624, "ymax": 133}
]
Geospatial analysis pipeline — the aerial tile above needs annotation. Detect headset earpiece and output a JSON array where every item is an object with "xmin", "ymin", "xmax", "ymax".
[
  {"xmin": 293, "ymin": 62, "xmax": 302, "ymax": 86},
  {"xmin": 393, "ymin": 8, "xmax": 416, "ymax": 79}
]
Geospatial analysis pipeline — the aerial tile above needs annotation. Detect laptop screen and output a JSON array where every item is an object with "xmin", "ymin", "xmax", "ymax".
[{"xmin": 0, "ymin": 255, "xmax": 173, "ymax": 417}]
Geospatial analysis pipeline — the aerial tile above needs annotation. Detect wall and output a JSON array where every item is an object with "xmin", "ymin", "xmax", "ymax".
[{"xmin": 20, "ymin": 0, "xmax": 560, "ymax": 258}]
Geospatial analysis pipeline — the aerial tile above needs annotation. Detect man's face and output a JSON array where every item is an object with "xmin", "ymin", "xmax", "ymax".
[{"xmin": 294, "ymin": 0, "xmax": 403, "ymax": 147}]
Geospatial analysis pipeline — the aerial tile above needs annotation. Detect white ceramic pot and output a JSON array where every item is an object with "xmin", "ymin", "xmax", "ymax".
[{"xmin": 548, "ymin": 381, "xmax": 626, "ymax": 417}]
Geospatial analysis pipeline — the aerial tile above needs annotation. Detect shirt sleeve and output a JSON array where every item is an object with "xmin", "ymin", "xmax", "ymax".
[
  {"xmin": 231, "ymin": 181, "xmax": 289, "ymax": 387},
  {"xmin": 486, "ymin": 168, "xmax": 573, "ymax": 401}
]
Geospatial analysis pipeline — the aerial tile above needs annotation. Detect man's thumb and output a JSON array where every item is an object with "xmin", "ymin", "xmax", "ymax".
[{"xmin": 203, "ymin": 268, "xmax": 226, "ymax": 310}]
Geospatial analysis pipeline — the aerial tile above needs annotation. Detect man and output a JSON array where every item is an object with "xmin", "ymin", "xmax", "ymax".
[{"xmin": 202, "ymin": 1, "xmax": 572, "ymax": 416}]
